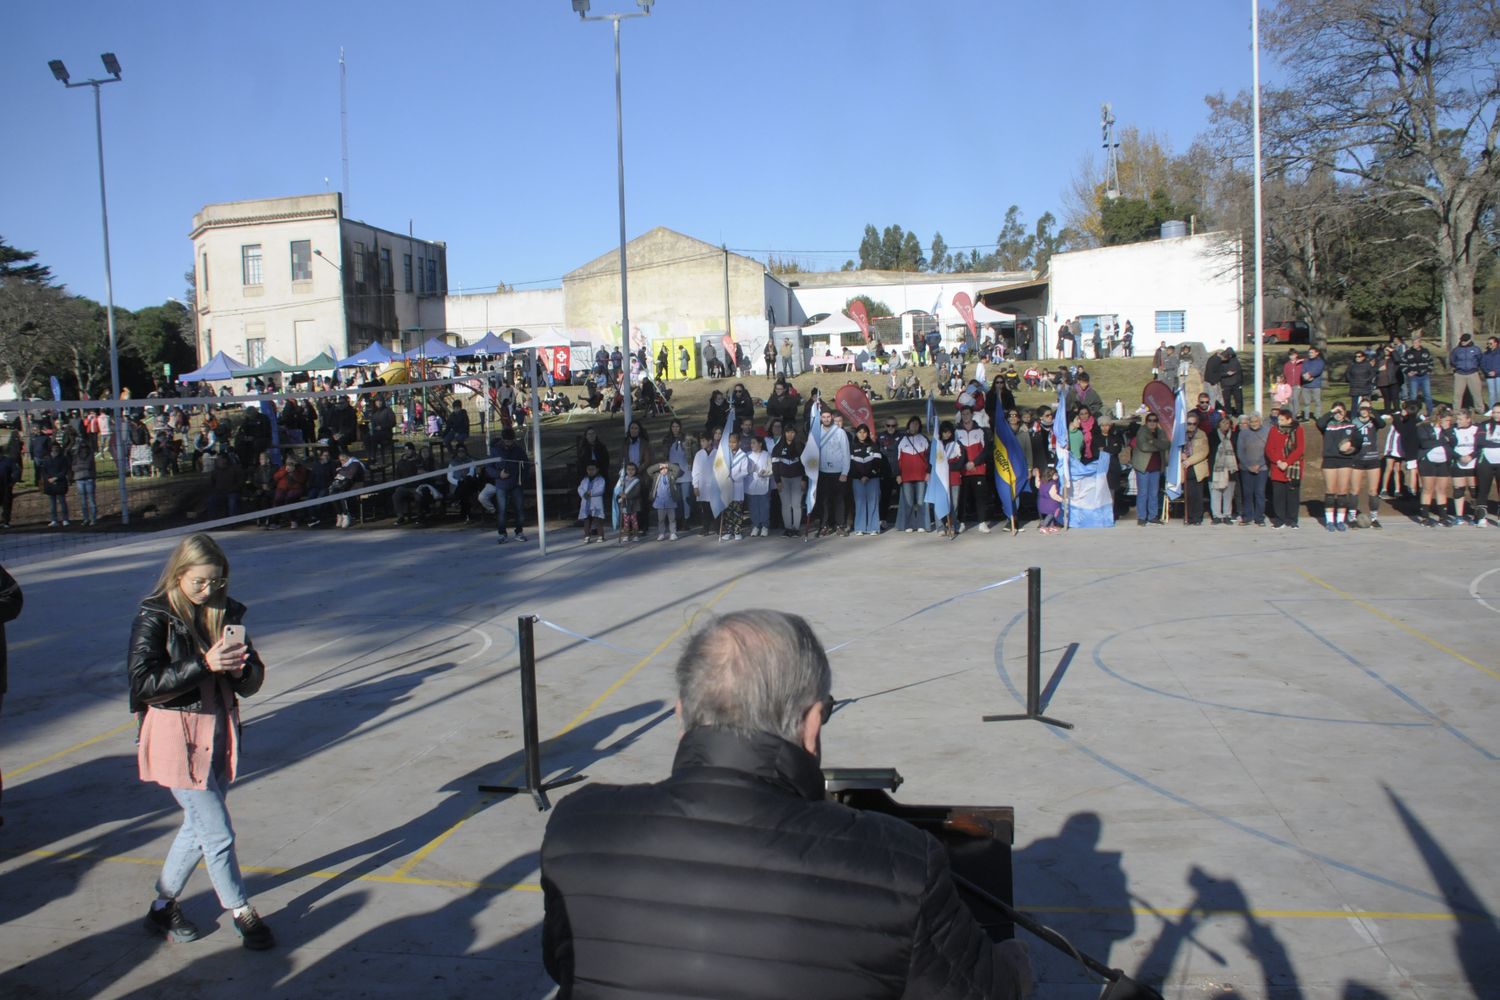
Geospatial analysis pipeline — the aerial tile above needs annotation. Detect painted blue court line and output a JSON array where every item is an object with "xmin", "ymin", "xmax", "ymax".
[
  {"xmin": 1090, "ymin": 613, "xmax": 1433, "ymax": 728},
  {"xmin": 1267, "ymin": 601, "xmax": 1498, "ymax": 762}
]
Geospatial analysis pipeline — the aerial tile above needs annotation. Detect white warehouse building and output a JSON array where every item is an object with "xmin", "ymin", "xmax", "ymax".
[{"xmin": 1041, "ymin": 231, "xmax": 1243, "ymax": 356}]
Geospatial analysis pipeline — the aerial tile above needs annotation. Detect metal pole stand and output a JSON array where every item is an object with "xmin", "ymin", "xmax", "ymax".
[
  {"xmin": 478, "ymin": 615, "xmax": 586, "ymax": 810},
  {"xmin": 983, "ymin": 567, "xmax": 1073, "ymax": 729}
]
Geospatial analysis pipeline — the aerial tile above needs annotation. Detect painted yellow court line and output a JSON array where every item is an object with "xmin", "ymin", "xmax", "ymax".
[
  {"xmin": 7, "ymin": 720, "xmax": 136, "ymax": 779},
  {"xmin": 1298, "ymin": 570, "xmax": 1500, "ymax": 682},
  {"xmin": 389, "ymin": 579, "xmax": 740, "ymax": 880},
  {"xmin": 8, "ymin": 847, "xmax": 543, "ymax": 893},
  {"xmin": 9, "ymin": 848, "xmax": 1494, "ymax": 923}
]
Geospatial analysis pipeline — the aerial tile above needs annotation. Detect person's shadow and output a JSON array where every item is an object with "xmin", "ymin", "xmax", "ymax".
[
  {"xmin": 1135, "ymin": 866, "xmax": 1301, "ymax": 999},
  {"xmin": 1011, "ymin": 812, "xmax": 1135, "ymax": 987}
]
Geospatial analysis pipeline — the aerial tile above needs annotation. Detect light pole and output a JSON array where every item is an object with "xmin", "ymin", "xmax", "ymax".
[
  {"xmin": 1250, "ymin": 0, "xmax": 1266, "ymax": 415},
  {"xmin": 50, "ymin": 53, "xmax": 129, "ymax": 524},
  {"xmin": 574, "ymin": 0, "xmax": 652, "ymax": 430}
]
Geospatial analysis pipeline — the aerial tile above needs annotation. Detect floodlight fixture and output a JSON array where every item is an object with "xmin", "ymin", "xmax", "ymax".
[
  {"xmin": 49, "ymin": 59, "xmax": 69, "ymax": 83},
  {"xmin": 638, "ymin": 0, "xmax": 653, "ymax": 10},
  {"xmin": 572, "ymin": 0, "xmax": 589, "ymax": 14},
  {"xmin": 101, "ymin": 52, "xmax": 121, "ymax": 77}
]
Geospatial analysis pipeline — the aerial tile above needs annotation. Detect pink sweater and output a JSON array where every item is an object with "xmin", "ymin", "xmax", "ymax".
[{"xmin": 137, "ymin": 676, "xmax": 242, "ymax": 790}]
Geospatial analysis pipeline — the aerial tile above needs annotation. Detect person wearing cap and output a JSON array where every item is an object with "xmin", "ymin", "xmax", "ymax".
[
  {"xmin": 1344, "ymin": 349, "xmax": 1376, "ymax": 413},
  {"xmin": 1450, "ymin": 332, "xmax": 1484, "ymax": 410}
]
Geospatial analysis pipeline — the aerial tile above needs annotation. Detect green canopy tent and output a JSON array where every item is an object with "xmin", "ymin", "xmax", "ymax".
[
  {"xmin": 239, "ymin": 356, "xmax": 293, "ymax": 377},
  {"xmin": 286, "ymin": 351, "xmax": 338, "ymax": 372}
]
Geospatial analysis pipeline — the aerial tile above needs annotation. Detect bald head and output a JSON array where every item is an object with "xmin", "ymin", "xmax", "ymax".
[{"xmin": 676, "ymin": 610, "xmax": 831, "ymax": 745}]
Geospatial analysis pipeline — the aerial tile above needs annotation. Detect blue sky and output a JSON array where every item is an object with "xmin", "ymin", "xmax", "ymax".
[{"xmin": 2, "ymin": 0, "xmax": 1275, "ymax": 310}]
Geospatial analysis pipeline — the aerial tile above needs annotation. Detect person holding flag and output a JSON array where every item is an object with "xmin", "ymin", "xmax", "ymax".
[
  {"xmin": 1163, "ymin": 385, "xmax": 1188, "ymax": 511},
  {"xmin": 925, "ymin": 398, "xmax": 955, "ymax": 538},
  {"xmin": 807, "ymin": 405, "xmax": 850, "ymax": 537},
  {"xmin": 799, "ymin": 398, "xmax": 820, "ymax": 540},
  {"xmin": 991, "ymin": 405, "xmax": 1031, "ymax": 535},
  {"xmin": 1050, "ymin": 387, "xmax": 1072, "ymax": 529},
  {"xmin": 710, "ymin": 405, "xmax": 745, "ymax": 540}
]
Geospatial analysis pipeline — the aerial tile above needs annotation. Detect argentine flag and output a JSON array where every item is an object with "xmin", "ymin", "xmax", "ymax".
[
  {"xmin": 709, "ymin": 403, "xmax": 736, "ymax": 517},
  {"xmin": 925, "ymin": 397, "xmax": 951, "ymax": 522},
  {"xmin": 802, "ymin": 398, "xmax": 821, "ymax": 514}
]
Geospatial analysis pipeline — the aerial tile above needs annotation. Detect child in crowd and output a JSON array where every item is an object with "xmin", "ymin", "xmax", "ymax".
[
  {"xmin": 578, "ymin": 462, "xmax": 606, "ymax": 543},
  {"xmin": 615, "ymin": 462, "xmax": 642, "ymax": 544},
  {"xmin": 745, "ymin": 435, "xmax": 773, "ymax": 536},
  {"xmin": 1037, "ymin": 466, "xmax": 1065, "ymax": 533},
  {"xmin": 719, "ymin": 433, "xmax": 750, "ymax": 541},
  {"xmin": 1272, "ymin": 373, "xmax": 1292, "ymax": 410},
  {"xmin": 650, "ymin": 459, "xmax": 680, "ymax": 540},
  {"xmin": 691, "ymin": 433, "xmax": 716, "ymax": 536},
  {"xmin": 936, "ymin": 421, "xmax": 962, "ymax": 540}
]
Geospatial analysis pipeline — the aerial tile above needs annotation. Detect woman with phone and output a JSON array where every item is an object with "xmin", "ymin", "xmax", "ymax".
[{"xmin": 127, "ymin": 533, "xmax": 274, "ymax": 950}]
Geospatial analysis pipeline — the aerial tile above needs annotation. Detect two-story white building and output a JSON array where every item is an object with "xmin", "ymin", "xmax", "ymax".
[{"xmin": 189, "ymin": 193, "xmax": 447, "ymax": 366}]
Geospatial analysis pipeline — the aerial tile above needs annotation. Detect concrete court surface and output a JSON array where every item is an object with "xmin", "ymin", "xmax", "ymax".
[{"xmin": 0, "ymin": 517, "xmax": 1497, "ymax": 999}]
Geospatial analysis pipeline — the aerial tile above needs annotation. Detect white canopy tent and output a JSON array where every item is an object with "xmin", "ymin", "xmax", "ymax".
[
  {"xmin": 512, "ymin": 330, "xmax": 573, "ymax": 349},
  {"xmin": 802, "ymin": 312, "xmax": 862, "ymax": 337},
  {"xmin": 972, "ymin": 301, "xmax": 1016, "ymax": 323}
]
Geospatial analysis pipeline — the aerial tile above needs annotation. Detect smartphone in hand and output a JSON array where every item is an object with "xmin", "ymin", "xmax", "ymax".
[{"xmin": 222, "ymin": 624, "xmax": 246, "ymax": 647}]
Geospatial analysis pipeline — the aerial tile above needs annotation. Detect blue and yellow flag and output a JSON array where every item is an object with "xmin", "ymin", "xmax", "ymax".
[{"xmin": 991, "ymin": 414, "xmax": 1030, "ymax": 520}]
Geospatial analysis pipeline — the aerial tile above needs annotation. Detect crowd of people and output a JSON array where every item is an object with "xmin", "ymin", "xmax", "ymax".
[{"xmin": 571, "ymin": 348, "xmax": 1500, "ymax": 542}]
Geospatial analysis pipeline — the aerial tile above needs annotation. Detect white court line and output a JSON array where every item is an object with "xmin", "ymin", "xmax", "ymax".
[{"xmin": 1469, "ymin": 567, "xmax": 1500, "ymax": 616}]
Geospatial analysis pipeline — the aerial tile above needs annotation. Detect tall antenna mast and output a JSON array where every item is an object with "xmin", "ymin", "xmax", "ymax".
[
  {"xmin": 1101, "ymin": 103, "xmax": 1121, "ymax": 200},
  {"xmin": 340, "ymin": 47, "xmax": 350, "ymax": 215}
]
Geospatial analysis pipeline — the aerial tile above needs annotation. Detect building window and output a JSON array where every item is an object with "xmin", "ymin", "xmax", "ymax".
[
  {"xmin": 201, "ymin": 252, "xmax": 209, "ymax": 292},
  {"xmin": 1154, "ymin": 310, "xmax": 1186, "ymax": 335},
  {"xmin": 241, "ymin": 244, "xmax": 262, "ymax": 286},
  {"xmin": 380, "ymin": 248, "xmax": 393, "ymax": 289},
  {"xmin": 290, "ymin": 240, "xmax": 312, "ymax": 282},
  {"xmin": 352, "ymin": 242, "xmax": 367, "ymax": 285},
  {"xmin": 246, "ymin": 338, "xmax": 266, "ymax": 366},
  {"xmin": 416, "ymin": 256, "xmax": 426, "ymax": 294},
  {"xmin": 403, "ymin": 254, "xmax": 413, "ymax": 293},
  {"xmin": 426, "ymin": 259, "xmax": 438, "ymax": 295}
]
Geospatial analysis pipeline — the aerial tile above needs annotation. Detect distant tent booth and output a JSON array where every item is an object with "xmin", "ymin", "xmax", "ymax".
[
  {"xmin": 178, "ymin": 351, "xmax": 249, "ymax": 383},
  {"xmin": 976, "ymin": 277, "xmax": 1050, "ymax": 361}
]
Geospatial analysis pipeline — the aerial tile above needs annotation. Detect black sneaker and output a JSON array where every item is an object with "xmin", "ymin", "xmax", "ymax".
[
  {"xmin": 145, "ymin": 900, "xmax": 201, "ymax": 943},
  {"xmin": 233, "ymin": 907, "xmax": 276, "ymax": 950}
]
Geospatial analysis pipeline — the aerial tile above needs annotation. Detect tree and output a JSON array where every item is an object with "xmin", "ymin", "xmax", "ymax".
[
  {"xmin": 50, "ymin": 295, "xmax": 113, "ymax": 398},
  {"xmin": 994, "ymin": 206, "xmax": 1030, "ymax": 270},
  {"xmin": 879, "ymin": 225, "xmax": 905, "ymax": 270},
  {"xmin": 0, "ymin": 237, "xmax": 53, "ymax": 285},
  {"xmin": 928, "ymin": 232, "xmax": 949, "ymax": 272},
  {"xmin": 0, "ymin": 278, "xmax": 66, "ymax": 398},
  {"xmin": 1262, "ymin": 0, "xmax": 1500, "ymax": 347},
  {"xmin": 125, "ymin": 303, "xmax": 197, "ymax": 387},
  {"xmin": 1065, "ymin": 127, "xmax": 1210, "ymax": 246},
  {"xmin": 1099, "ymin": 188, "xmax": 1197, "ymax": 245},
  {"xmin": 844, "ymin": 294, "xmax": 893, "ymax": 320},
  {"xmin": 897, "ymin": 231, "xmax": 925, "ymax": 271},
  {"xmin": 857, "ymin": 225, "xmax": 882, "ymax": 270}
]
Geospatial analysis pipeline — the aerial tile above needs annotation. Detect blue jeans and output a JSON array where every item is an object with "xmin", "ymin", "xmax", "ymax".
[
  {"xmin": 159, "ymin": 764, "xmax": 248, "ymax": 910},
  {"xmin": 852, "ymin": 478, "xmax": 880, "ymax": 533},
  {"xmin": 898, "ymin": 480, "xmax": 931, "ymax": 530},
  {"xmin": 1239, "ymin": 468, "xmax": 1268, "ymax": 524},
  {"xmin": 1407, "ymin": 374, "xmax": 1433, "ymax": 412},
  {"xmin": 495, "ymin": 486, "xmax": 524, "ymax": 535},
  {"xmin": 747, "ymin": 492, "xmax": 770, "ymax": 528},
  {"xmin": 76, "ymin": 478, "xmax": 97, "ymax": 522},
  {"xmin": 48, "ymin": 493, "xmax": 69, "ymax": 522},
  {"xmin": 1137, "ymin": 470, "xmax": 1162, "ymax": 522},
  {"xmin": 1487, "ymin": 376, "xmax": 1500, "ymax": 408}
]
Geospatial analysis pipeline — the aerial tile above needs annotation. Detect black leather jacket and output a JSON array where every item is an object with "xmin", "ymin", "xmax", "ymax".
[
  {"xmin": 127, "ymin": 595, "xmax": 264, "ymax": 714},
  {"xmin": 541, "ymin": 726, "xmax": 1024, "ymax": 1000}
]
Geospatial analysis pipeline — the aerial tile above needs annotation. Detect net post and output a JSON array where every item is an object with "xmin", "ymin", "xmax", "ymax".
[{"xmin": 983, "ymin": 566, "xmax": 1072, "ymax": 729}]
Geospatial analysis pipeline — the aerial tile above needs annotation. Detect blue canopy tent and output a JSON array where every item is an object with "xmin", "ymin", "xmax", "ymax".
[
  {"xmin": 178, "ymin": 351, "xmax": 249, "ymax": 382},
  {"xmin": 337, "ymin": 342, "xmax": 398, "ymax": 368},
  {"xmin": 403, "ymin": 336, "xmax": 459, "ymax": 361},
  {"xmin": 453, "ymin": 331, "xmax": 513, "ymax": 357}
]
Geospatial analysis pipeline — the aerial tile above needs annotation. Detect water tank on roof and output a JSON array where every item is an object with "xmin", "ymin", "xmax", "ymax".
[{"xmin": 1160, "ymin": 220, "xmax": 1189, "ymax": 239}]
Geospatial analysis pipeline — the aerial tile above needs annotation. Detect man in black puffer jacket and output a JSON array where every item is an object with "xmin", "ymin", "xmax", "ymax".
[{"xmin": 541, "ymin": 610, "xmax": 1032, "ymax": 1000}]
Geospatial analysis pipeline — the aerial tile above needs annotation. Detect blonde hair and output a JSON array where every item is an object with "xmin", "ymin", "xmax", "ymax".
[{"xmin": 147, "ymin": 533, "xmax": 230, "ymax": 652}]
